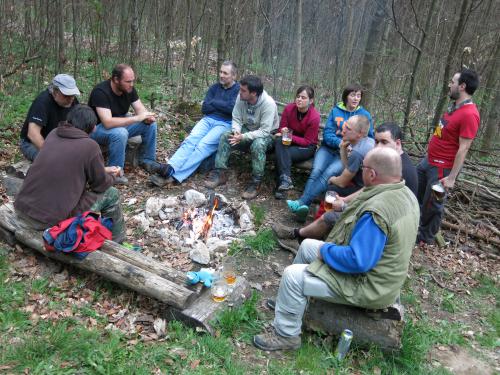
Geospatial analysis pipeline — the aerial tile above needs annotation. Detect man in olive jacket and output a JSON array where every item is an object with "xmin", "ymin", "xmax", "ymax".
[{"xmin": 254, "ymin": 147, "xmax": 419, "ymax": 351}]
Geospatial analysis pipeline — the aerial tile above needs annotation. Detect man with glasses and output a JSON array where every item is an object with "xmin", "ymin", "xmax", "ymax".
[
  {"xmin": 254, "ymin": 147, "xmax": 419, "ymax": 351},
  {"xmin": 20, "ymin": 74, "xmax": 80, "ymax": 161},
  {"xmin": 88, "ymin": 64, "xmax": 159, "ymax": 184},
  {"xmin": 273, "ymin": 122, "xmax": 417, "ymax": 245}
]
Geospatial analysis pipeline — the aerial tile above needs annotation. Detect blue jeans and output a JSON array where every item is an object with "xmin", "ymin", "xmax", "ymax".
[
  {"xmin": 169, "ymin": 116, "xmax": 231, "ymax": 182},
  {"xmin": 20, "ymin": 138, "xmax": 39, "ymax": 161},
  {"xmin": 299, "ymin": 146, "xmax": 343, "ymax": 206},
  {"xmin": 90, "ymin": 121, "xmax": 157, "ymax": 169}
]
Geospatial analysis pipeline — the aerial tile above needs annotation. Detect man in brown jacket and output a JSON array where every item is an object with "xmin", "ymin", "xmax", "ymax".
[{"xmin": 15, "ymin": 105, "xmax": 126, "ymax": 242}]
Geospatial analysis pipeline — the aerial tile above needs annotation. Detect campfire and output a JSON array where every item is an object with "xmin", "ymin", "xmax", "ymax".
[{"xmin": 132, "ymin": 190, "xmax": 255, "ymax": 265}]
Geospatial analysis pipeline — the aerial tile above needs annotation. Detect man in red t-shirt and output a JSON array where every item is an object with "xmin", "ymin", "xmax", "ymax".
[{"xmin": 417, "ymin": 68, "xmax": 480, "ymax": 244}]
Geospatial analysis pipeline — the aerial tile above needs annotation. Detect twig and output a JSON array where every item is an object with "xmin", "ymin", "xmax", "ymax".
[{"xmin": 429, "ymin": 273, "xmax": 466, "ymax": 294}]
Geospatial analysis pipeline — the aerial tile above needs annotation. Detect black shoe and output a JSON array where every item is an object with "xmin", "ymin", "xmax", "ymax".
[
  {"xmin": 140, "ymin": 161, "xmax": 162, "ymax": 174},
  {"xmin": 266, "ymin": 299, "xmax": 276, "ymax": 310},
  {"xmin": 274, "ymin": 190, "xmax": 287, "ymax": 200},
  {"xmin": 242, "ymin": 180, "xmax": 261, "ymax": 200},
  {"xmin": 278, "ymin": 175, "xmax": 294, "ymax": 191},
  {"xmin": 150, "ymin": 174, "xmax": 174, "ymax": 187},
  {"xmin": 204, "ymin": 169, "xmax": 227, "ymax": 188},
  {"xmin": 271, "ymin": 223, "xmax": 296, "ymax": 240}
]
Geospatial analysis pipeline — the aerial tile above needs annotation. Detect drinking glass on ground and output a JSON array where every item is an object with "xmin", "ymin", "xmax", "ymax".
[
  {"xmin": 211, "ymin": 279, "xmax": 228, "ymax": 302},
  {"xmin": 324, "ymin": 191, "xmax": 337, "ymax": 211},
  {"xmin": 223, "ymin": 256, "xmax": 237, "ymax": 285},
  {"xmin": 282, "ymin": 129, "xmax": 293, "ymax": 146}
]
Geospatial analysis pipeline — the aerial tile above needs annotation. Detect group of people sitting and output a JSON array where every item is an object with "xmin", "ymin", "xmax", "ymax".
[{"xmin": 14, "ymin": 61, "xmax": 480, "ymax": 352}]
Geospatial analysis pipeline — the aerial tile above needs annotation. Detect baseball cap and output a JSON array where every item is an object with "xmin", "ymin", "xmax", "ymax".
[{"xmin": 52, "ymin": 74, "xmax": 81, "ymax": 96}]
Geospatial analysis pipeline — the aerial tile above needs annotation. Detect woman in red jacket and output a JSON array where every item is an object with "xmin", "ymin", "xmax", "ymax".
[{"xmin": 274, "ymin": 85, "xmax": 320, "ymax": 199}]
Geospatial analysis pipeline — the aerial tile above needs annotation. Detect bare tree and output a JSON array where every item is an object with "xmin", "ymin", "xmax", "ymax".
[{"xmin": 294, "ymin": 0, "xmax": 302, "ymax": 84}]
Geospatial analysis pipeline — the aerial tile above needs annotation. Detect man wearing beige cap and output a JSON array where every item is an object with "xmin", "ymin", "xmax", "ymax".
[{"xmin": 20, "ymin": 74, "xmax": 80, "ymax": 161}]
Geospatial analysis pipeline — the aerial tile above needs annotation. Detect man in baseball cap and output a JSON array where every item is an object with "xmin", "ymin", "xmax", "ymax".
[{"xmin": 20, "ymin": 74, "xmax": 80, "ymax": 161}]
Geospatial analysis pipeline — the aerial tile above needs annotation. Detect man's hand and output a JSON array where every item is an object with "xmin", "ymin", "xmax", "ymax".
[
  {"xmin": 332, "ymin": 196, "xmax": 346, "ymax": 212},
  {"xmin": 229, "ymin": 132, "xmax": 243, "ymax": 146},
  {"xmin": 140, "ymin": 112, "xmax": 156, "ymax": 124},
  {"xmin": 339, "ymin": 139, "xmax": 349, "ymax": 149},
  {"xmin": 105, "ymin": 166, "xmax": 122, "ymax": 177},
  {"xmin": 440, "ymin": 175, "xmax": 455, "ymax": 190}
]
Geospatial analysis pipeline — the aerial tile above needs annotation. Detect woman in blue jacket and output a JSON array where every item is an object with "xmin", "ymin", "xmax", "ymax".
[{"xmin": 287, "ymin": 84, "xmax": 373, "ymax": 221}]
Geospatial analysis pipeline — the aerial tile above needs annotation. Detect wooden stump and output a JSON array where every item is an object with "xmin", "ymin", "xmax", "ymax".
[{"xmin": 304, "ymin": 299, "xmax": 405, "ymax": 352}]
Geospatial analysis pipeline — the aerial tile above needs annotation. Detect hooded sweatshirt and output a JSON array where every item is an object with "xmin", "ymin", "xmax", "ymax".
[
  {"xmin": 231, "ymin": 90, "xmax": 279, "ymax": 141},
  {"xmin": 323, "ymin": 102, "xmax": 373, "ymax": 150},
  {"xmin": 15, "ymin": 124, "xmax": 113, "ymax": 225}
]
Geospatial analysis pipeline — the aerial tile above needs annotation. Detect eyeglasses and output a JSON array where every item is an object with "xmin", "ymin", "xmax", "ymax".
[{"xmin": 361, "ymin": 162, "xmax": 377, "ymax": 174}]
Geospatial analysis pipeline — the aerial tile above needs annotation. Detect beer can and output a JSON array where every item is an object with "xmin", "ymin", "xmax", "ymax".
[{"xmin": 334, "ymin": 329, "xmax": 353, "ymax": 360}]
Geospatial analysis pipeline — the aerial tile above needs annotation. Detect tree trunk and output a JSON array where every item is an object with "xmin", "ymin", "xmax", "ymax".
[
  {"xmin": 481, "ymin": 80, "xmax": 500, "ymax": 150},
  {"xmin": 248, "ymin": 0, "xmax": 259, "ymax": 64},
  {"xmin": 56, "ymin": 0, "xmax": 65, "ymax": 73},
  {"xmin": 0, "ymin": 204, "xmax": 196, "ymax": 310},
  {"xmin": 430, "ymin": 0, "xmax": 471, "ymax": 140},
  {"xmin": 260, "ymin": 0, "xmax": 272, "ymax": 65},
  {"xmin": 402, "ymin": 0, "xmax": 438, "ymax": 138},
  {"xmin": 359, "ymin": 0, "xmax": 386, "ymax": 108},
  {"xmin": 129, "ymin": 0, "xmax": 139, "ymax": 68},
  {"xmin": 216, "ymin": 0, "xmax": 225, "ymax": 69},
  {"xmin": 294, "ymin": 0, "xmax": 302, "ymax": 84},
  {"xmin": 180, "ymin": 0, "xmax": 192, "ymax": 100}
]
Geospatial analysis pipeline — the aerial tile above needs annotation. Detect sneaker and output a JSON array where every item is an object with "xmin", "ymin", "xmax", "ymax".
[
  {"xmin": 204, "ymin": 169, "xmax": 227, "ymax": 188},
  {"xmin": 271, "ymin": 223, "xmax": 296, "ymax": 240},
  {"xmin": 114, "ymin": 175, "xmax": 129, "ymax": 185},
  {"xmin": 287, "ymin": 200, "xmax": 301, "ymax": 212},
  {"xmin": 149, "ymin": 174, "xmax": 174, "ymax": 187},
  {"xmin": 295, "ymin": 205, "xmax": 309, "ymax": 223},
  {"xmin": 253, "ymin": 328, "xmax": 301, "ymax": 351},
  {"xmin": 140, "ymin": 161, "xmax": 162, "ymax": 174},
  {"xmin": 242, "ymin": 180, "xmax": 261, "ymax": 200},
  {"xmin": 278, "ymin": 175, "xmax": 294, "ymax": 191}
]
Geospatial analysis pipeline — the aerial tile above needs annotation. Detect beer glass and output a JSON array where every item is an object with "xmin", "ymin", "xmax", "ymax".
[
  {"xmin": 282, "ymin": 129, "xmax": 293, "ymax": 146},
  {"xmin": 222, "ymin": 256, "xmax": 237, "ymax": 285},
  {"xmin": 324, "ymin": 191, "xmax": 337, "ymax": 211}
]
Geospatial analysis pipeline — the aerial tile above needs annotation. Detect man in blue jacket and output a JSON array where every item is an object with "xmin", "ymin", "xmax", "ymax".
[{"xmin": 151, "ymin": 61, "xmax": 240, "ymax": 186}]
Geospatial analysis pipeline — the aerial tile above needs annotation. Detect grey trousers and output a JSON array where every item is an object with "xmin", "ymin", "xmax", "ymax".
[{"xmin": 273, "ymin": 239, "xmax": 343, "ymax": 337}]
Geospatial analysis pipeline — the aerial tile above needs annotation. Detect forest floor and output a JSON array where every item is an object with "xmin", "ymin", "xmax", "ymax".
[{"xmin": 0, "ymin": 108, "xmax": 498, "ymax": 374}]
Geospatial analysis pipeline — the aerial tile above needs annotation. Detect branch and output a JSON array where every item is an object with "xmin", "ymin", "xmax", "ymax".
[
  {"xmin": 391, "ymin": 0, "xmax": 421, "ymax": 51},
  {"xmin": 1, "ymin": 55, "xmax": 41, "ymax": 79}
]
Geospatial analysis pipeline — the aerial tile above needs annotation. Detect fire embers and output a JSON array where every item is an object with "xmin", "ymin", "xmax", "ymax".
[{"xmin": 176, "ymin": 197, "xmax": 220, "ymax": 241}]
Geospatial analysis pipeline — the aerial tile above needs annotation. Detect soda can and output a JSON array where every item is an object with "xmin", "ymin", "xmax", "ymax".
[{"xmin": 334, "ymin": 329, "xmax": 353, "ymax": 360}]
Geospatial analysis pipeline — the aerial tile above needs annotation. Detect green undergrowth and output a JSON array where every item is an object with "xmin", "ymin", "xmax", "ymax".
[{"xmin": 1, "ymin": 244, "xmax": 496, "ymax": 374}]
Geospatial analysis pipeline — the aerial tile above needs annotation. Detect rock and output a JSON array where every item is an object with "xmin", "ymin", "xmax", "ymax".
[
  {"xmin": 145, "ymin": 197, "xmax": 165, "ymax": 217},
  {"xmin": 184, "ymin": 189, "xmax": 206, "ymax": 207},
  {"xmin": 163, "ymin": 196, "xmax": 179, "ymax": 208},
  {"xmin": 206, "ymin": 237, "xmax": 231, "ymax": 253},
  {"xmin": 158, "ymin": 210, "xmax": 167, "ymax": 220},
  {"xmin": 237, "ymin": 202, "xmax": 254, "ymax": 231},
  {"xmin": 239, "ymin": 213, "xmax": 253, "ymax": 231},
  {"xmin": 189, "ymin": 241, "xmax": 210, "ymax": 264},
  {"xmin": 133, "ymin": 212, "xmax": 150, "ymax": 231}
]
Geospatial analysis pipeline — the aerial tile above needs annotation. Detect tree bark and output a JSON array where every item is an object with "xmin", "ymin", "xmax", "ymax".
[
  {"xmin": 129, "ymin": 0, "xmax": 139, "ymax": 68},
  {"xmin": 56, "ymin": 0, "xmax": 65, "ymax": 73},
  {"xmin": 359, "ymin": 0, "xmax": 386, "ymax": 109},
  {"xmin": 430, "ymin": 0, "xmax": 471, "ymax": 140},
  {"xmin": 216, "ymin": 0, "xmax": 225, "ymax": 69},
  {"xmin": 401, "ymin": 0, "xmax": 438, "ymax": 138},
  {"xmin": 294, "ymin": 0, "xmax": 302, "ymax": 84},
  {"xmin": 479, "ymin": 37, "xmax": 499, "ymax": 150},
  {"xmin": 180, "ymin": 0, "xmax": 193, "ymax": 100}
]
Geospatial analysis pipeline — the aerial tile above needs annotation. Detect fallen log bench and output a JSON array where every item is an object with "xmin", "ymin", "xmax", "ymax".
[
  {"xmin": 0, "ymin": 203, "xmax": 250, "ymax": 332},
  {"xmin": 304, "ymin": 298, "xmax": 405, "ymax": 352}
]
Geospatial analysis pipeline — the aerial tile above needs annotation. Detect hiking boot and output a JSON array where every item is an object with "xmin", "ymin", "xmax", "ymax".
[
  {"xmin": 158, "ymin": 163, "xmax": 174, "ymax": 178},
  {"xmin": 114, "ymin": 175, "xmax": 129, "ymax": 185},
  {"xmin": 242, "ymin": 180, "xmax": 261, "ymax": 200},
  {"xmin": 149, "ymin": 174, "xmax": 174, "ymax": 187},
  {"xmin": 204, "ymin": 169, "xmax": 227, "ymax": 188},
  {"xmin": 140, "ymin": 161, "xmax": 162, "ymax": 174},
  {"xmin": 274, "ymin": 189, "xmax": 287, "ymax": 200},
  {"xmin": 272, "ymin": 223, "xmax": 296, "ymax": 240},
  {"xmin": 253, "ymin": 328, "xmax": 301, "ymax": 351},
  {"xmin": 278, "ymin": 175, "xmax": 294, "ymax": 191}
]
